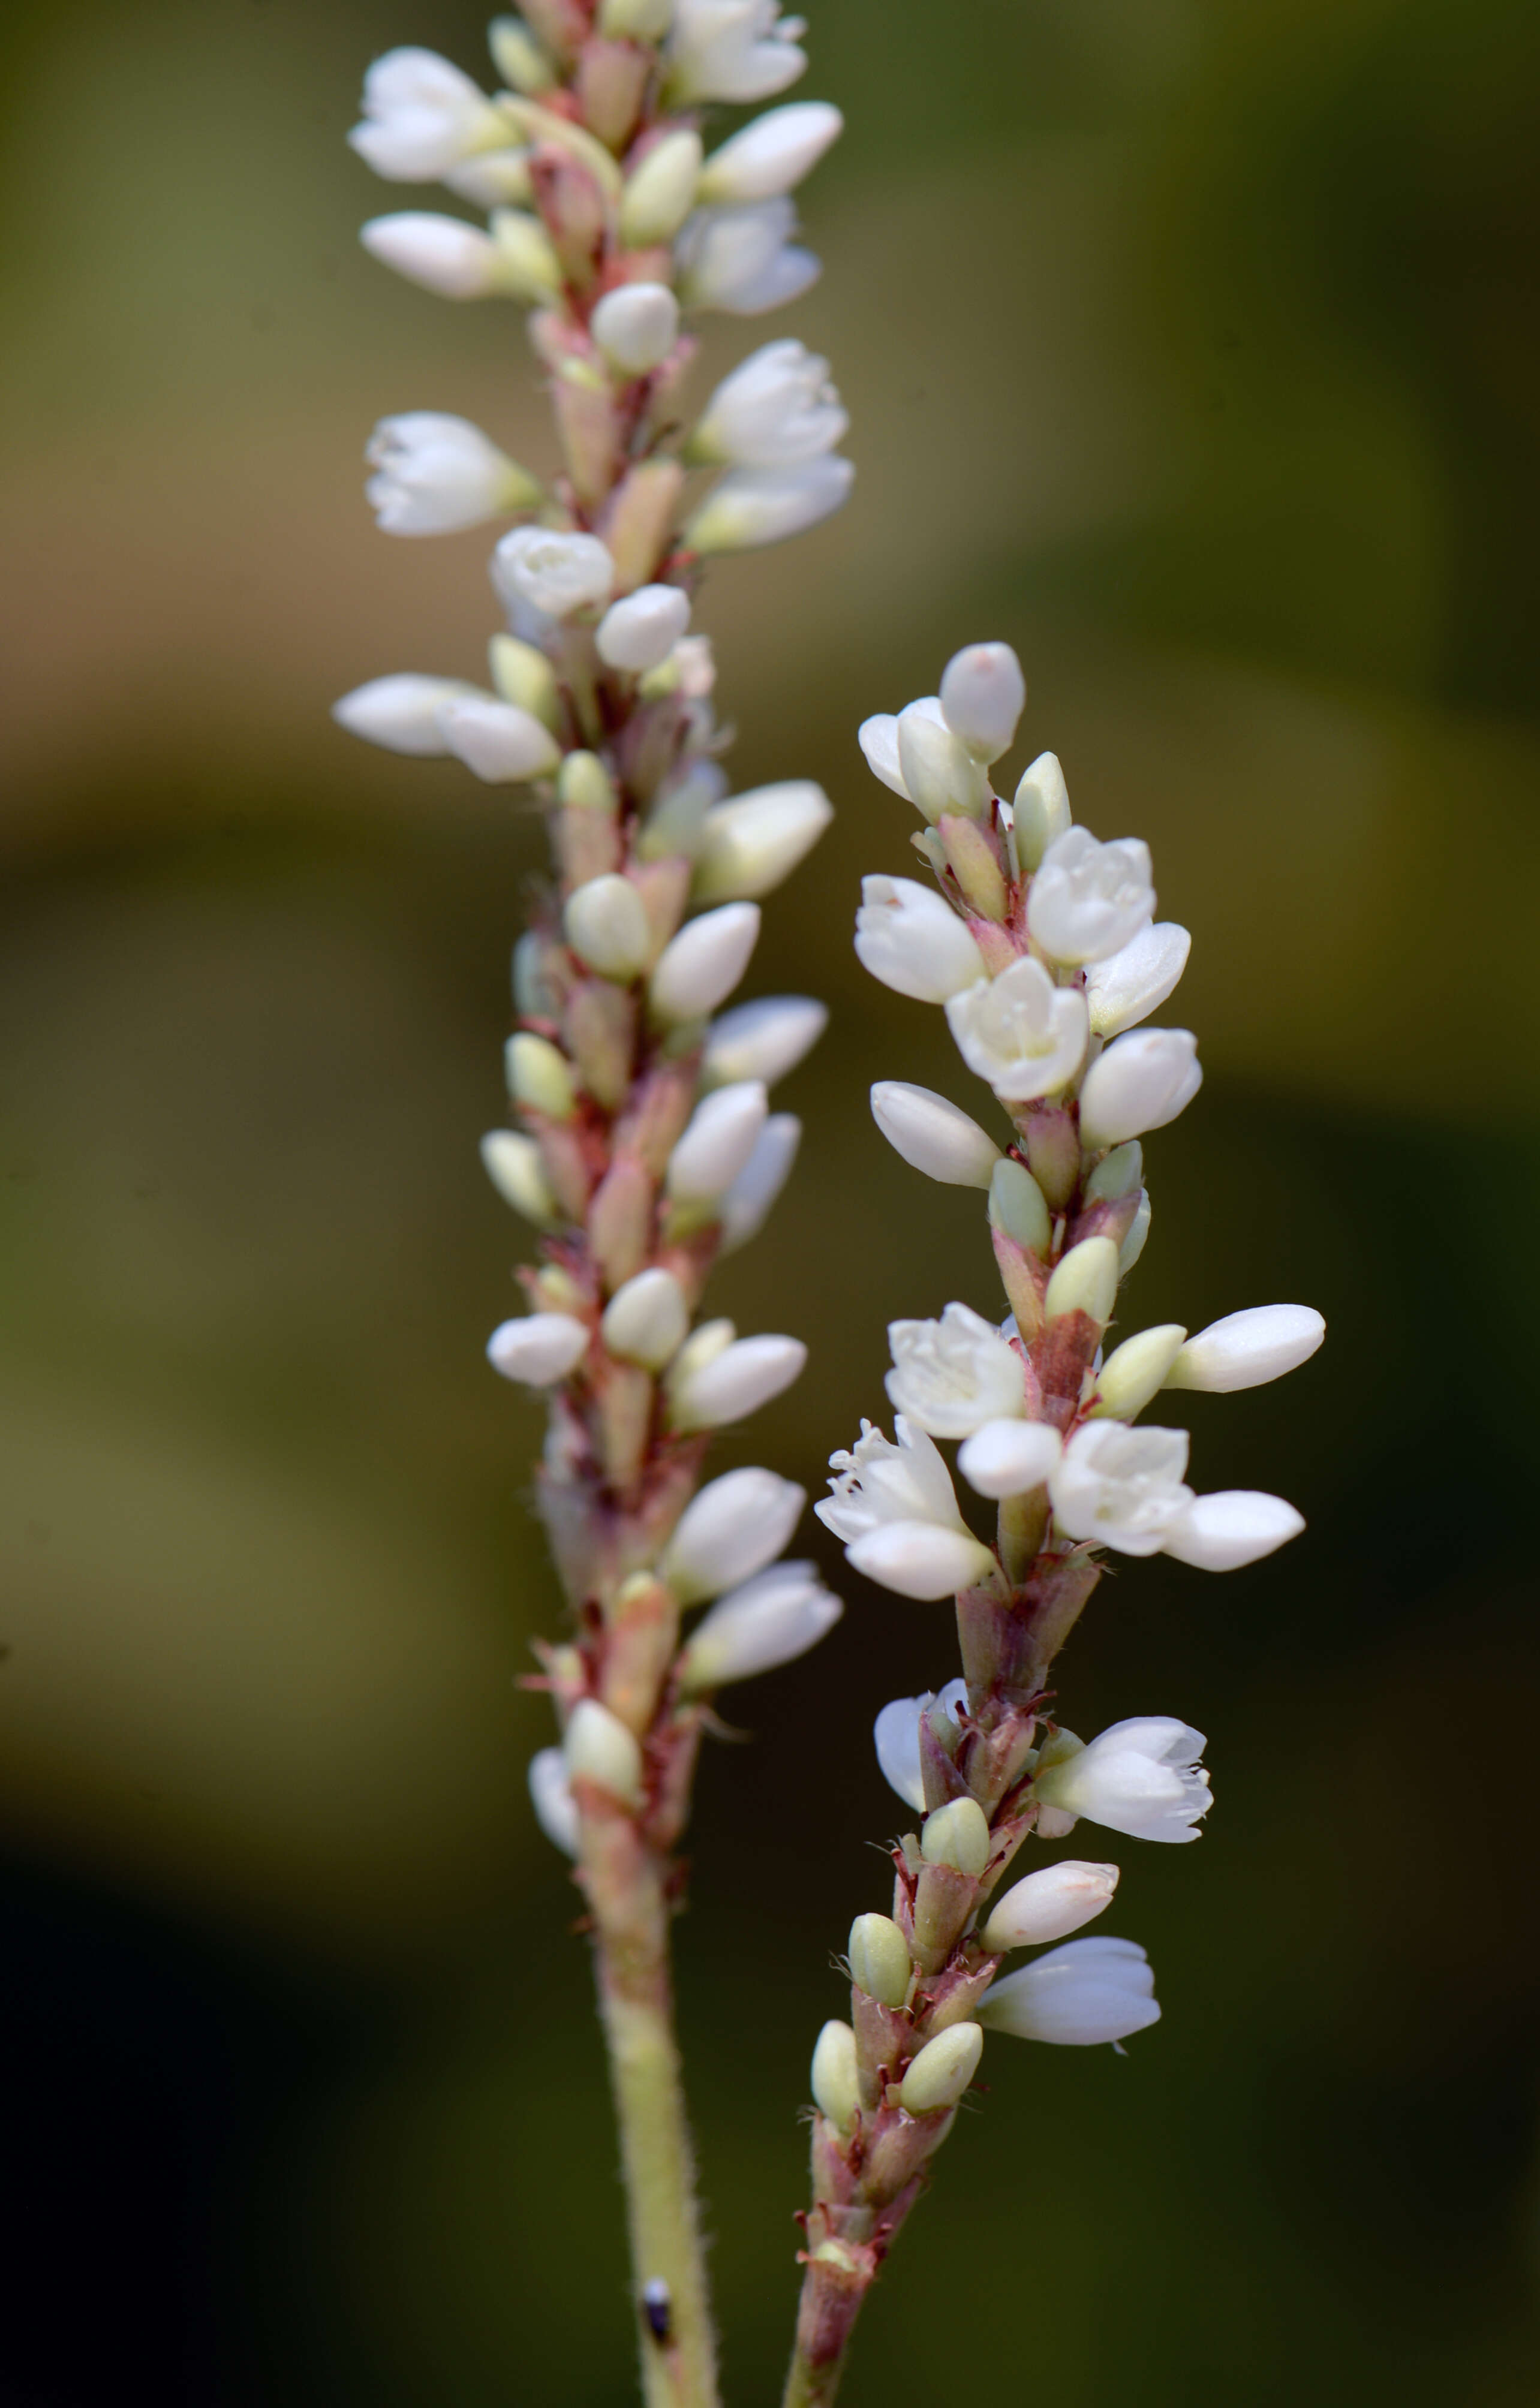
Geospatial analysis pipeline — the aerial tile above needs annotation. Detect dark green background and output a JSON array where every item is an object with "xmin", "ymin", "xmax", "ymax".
[{"xmin": 2, "ymin": 0, "xmax": 1538, "ymax": 2400}]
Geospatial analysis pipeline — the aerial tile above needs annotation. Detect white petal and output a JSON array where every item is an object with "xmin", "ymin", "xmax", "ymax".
[
  {"xmin": 1160, "ymin": 1491, "xmax": 1304, "ymax": 1572},
  {"xmin": 957, "ymin": 1419, "xmax": 1063, "ymax": 1500}
]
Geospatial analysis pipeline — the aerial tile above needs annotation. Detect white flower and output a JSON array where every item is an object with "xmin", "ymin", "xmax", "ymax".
[
  {"xmin": 702, "ymin": 996, "xmax": 827, "ymax": 1088},
  {"xmin": 678, "ymin": 1560, "xmax": 842, "ymax": 1690},
  {"xmin": 1027, "ymin": 826, "xmax": 1154, "ymax": 965},
  {"xmin": 332, "ymin": 673, "xmax": 479, "ymax": 755},
  {"xmin": 563, "ymin": 874, "xmax": 652, "ymax": 980},
  {"xmin": 670, "ymin": 1332, "xmax": 807, "ymax": 1429},
  {"xmin": 885, "ymin": 1302, "xmax": 1025, "ymax": 1440},
  {"xmin": 938, "ymin": 642, "xmax": 1025, "ymax": 764},
  {"xmin": 600, "ymin": 1269, "xmax": 690, "ymax": 1369},
  {"xmin": 945, "ymin": 956, "xmax": 1089, "ymax": 1102},
  {"xmin": 492, "ymin": 526, "xmax": 615, "ymax": 621},
  {"xmin": 660, "ymin": 1466, "xmax": 807, "ymax": 1603},
  {"xmin": 855, "ymin": 875, "xmax": 986, "ymax": 1004},
  {"xmin": 817, "ymin": 1417, "xmax": 995, "ymax": 1602},
  {"xmin": 979, "ymin": 1860, "xmax": 1121, "ymax": 1951},
  {"xmin": 957, "ymin": 1418, "xmax": 1062, "ymax": 1501},
  {"xmin": 873, "ymin": 1676, "xmax": 967, "ymax": 1811},
  {"xmin": 666, "ymin": 1080, "xmax": 768, "ymax": 1201},
  {"xmin": 857, "ymin": 696, "xmax": 945, "ymax": 800},
  {"xmin": 1085, "ymin": 922, "xmax": 1192, "ymax": 1038},
  {"xmin": 1032, "ymin": 1717, "xmax": 1211, "ymax": 1843},
  {"xmin": 718, "ymin": 1112, "xmax": 800, "ymax": 1252},
  {"xmin": 693, "ymin": 782, "xmax": 834, "ymax": 901},
  {"xmin": 564, "ymin": 1697, "xmax": 643, "ymax": 1808},
  {"xmin": 1159, "ymin": 1491, "xmax": 1305, "ymax": 1572},
  {"xmin": 486, "ymin": 1311, "xmax": 589, "ymax": 1385},
  {"xmin": 528, "ymin": 1747, "xmax": 579, "ymax": 1856},
  {"xmin": 690, "ymin": 340, "xmax": 848, "ymax": 466},
  {"xmin": 349, "ymin": 48, "xmax": 506, "ymax": 181},
  {"xmin": 360, "ymin": 212, "xmax": 509, "ymax": 299},
  {"xmin": 1078, "ymin": 1028, "xmax": 1202, "ymax": 1149},
  {"xmin": 686, "ymin": 459, "xmax": 853, "ymax": 552},
  {"xmin": 870, "ymin": 1082, "xmax": 1000, "ymax": 1190},
  {"xmin": 667, "ymin": 0, "xmax": 808, "ymax": 104},
  {"xmin": 1049, "ymin": 1422, "xmax": 1193, "ymax": 1557},
  {"xmin": 650, "ymin": 902, "xmax": 762, "ymax": 1022},
  {"xmin": 676, "ymin": 198, "xmax": 819, "ymax": 313},
  {"xmin": 978, "ymin": 1936, "xmax": 1160, "ymax": 2046},
  {"xmin": 365, "ymin": 413, "xmax": 538, "ymax": 535},
  {"xmin": 589, "ymin": 282, "xmax": 681, "ymax": 376},
  {"xmin": 698, "ymin": 103, "xmax": 843, "ymax": 203},
  {"xmin": 1165, "ymin": 1305, "xmax": 1326, "ymax": 1393},
  {"xmin": 597, "ymin": 584, "xmax": 692, "ymax": 673},
  {"xmin": 440, "ymin": 696, "xmax": 561, "ymax": 783}
]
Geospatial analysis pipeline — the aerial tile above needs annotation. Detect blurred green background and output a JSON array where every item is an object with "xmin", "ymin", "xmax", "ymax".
[{"xmin": 2, "ymin": 0, "xmax": 1538, "ymax": 2400}]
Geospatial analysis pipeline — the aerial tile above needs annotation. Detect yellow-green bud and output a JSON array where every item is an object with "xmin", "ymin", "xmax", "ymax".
[
  {"xmin": 988, "ymin": 1158, "xmax": 1052, "ymax": 1255},
  {"xmin": 1119, "ymin": 1193, "xmax": 1152, "ymax": 1275},
  {"xmin": 488, "ymin": 16, "xmax": 556, "ymax": 94},
  {"xmin": 619, "ymin": 130, "xmax": 702, "ymax": 246},
  {"xmin": 810, "ymin": 2019, "xmax": 859, "ymax": 2132},
  {"xmin": 1012, "ymin": 752, "xmax": 1071, "ymax": 872},
  {"xmin": 920, "ymin": 1796, "xmax": 991, "ymax": 1878},
  {"xmin": 1085, "ymin": 1139, "xmax": 1142, "ymax": 1203},
  {"xmin": 558, "ymin": 749, "xmax": 618, "ymax": 815},
  {"xmin": 1044, "ymin": 1234, "xmax": 1118, "ymax": 1326},
  {"xmin": 848, "ymin": 1913, "xmax": 911, "ymax": 2009},
  {"xmin": 563, "ymin": 1696, "xmax": 643, "ymax": 1807},
  {"xmin": 898, "ymin": 2021, "xmax": 982, "ymax": 2114},
  {"xmin": 480, "ymin": 1129, "xmax": 558, "ymax": 1227},
  {"xmin": 506, "ymin": 1031, "xmax": 576, "ymax": 1120},
  {"xmin": 489, "ymin": 633, "xmax": 560, "ymax": 730},
  {"xmin": 1091, "ymin": 1324, "xmax": 1186, "ymax": 1420}
]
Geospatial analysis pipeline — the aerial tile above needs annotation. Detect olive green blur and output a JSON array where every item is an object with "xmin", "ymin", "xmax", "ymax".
[{"xmin": 1, "ymin": 0, "xmax": 1538, "ymax": 2401}]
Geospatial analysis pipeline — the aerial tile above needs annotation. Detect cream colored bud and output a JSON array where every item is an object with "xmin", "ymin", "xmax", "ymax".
[
  {"xmin": 1044, "ymin": 1235, "xmax": 1119, "ymax": 1326},
  {"xmin": 488, "ymin": 633, "xmax": 560, "ymax": 729},
  {"xmin": 563, "ymin": 874, "xmax": 651, "ymax": 980},
  {"xmin": 988, "ymin": 1158, "xmax": 1051, "ymax": 1254},
  {"xmin": 488, "ymin": 16, "xmax": 556, "ymax": 93},
  {"xmin": 600, "ymin": 1268, "xmax": 689, "ymax": 1368},
  {"xmin": 619, "ymin": 130, "xmax": 702, "ymax": 246},
  {"xmin": 563, "ymin": 1697, "xmax": 643, "ymax": 1808},
  {"xmin": 506, "ymin": 1031, "xmax": 576, "ymax": 1119},
  {"xmin": 920, "ymin": 1796, "xmax": 991, "ymax": 1877},
  {"xmin": 1085, "ymin": 1140, "xmax": 1143, "ymax": 1203},
  {"xmin": 810, "ymin": 2019, "xmax": 859, "ymax": 2132},
  {"xmin": 1012, "ymin": 752, "xmax": 1072, "ymax": 871},
  {"xmin": 590, "ymin": 281, "xmax": 680, "ymax": 375},
  {"xmin": 979, "ymin": 1860, "xmax": 1120, "ymax": 1951},
  {"xmin": 898, "ymin": 2021, "xmax": 982, "ymax": 2114},
  {"xmin": 558, "ymin": 750, "xmax": 618, "ymax": 814},
  {"xmin": 480, "ymin": 1129, "xmax": 558, "ymax": 1226},
  {"xmin": 848, "ymin": 1913, "xmax": 911, "ymax": 2009},
  {"xmin": 1093, "ymin": 1325, "xmax": 1187, "ymax": 1420}
]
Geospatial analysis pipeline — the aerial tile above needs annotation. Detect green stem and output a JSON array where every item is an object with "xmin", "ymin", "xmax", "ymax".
[
  {"xmin": 583, "ymin": 1815, "xmax": 719, "ymax": 2408},
  {"xmin": 781, "ymin": 2334, "xmax": 852, "ymax": 2408}
]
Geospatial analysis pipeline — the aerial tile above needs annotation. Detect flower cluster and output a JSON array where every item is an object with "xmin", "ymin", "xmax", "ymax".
[{"xmin": 785, "ymin": 642, "xmax": 1325, "ymax": 2397}]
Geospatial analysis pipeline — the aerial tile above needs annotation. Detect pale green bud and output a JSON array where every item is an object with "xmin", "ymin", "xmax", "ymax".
[
  {"xmin": 664, "ymin": 1317, "xmax": 735, "ymax": 1398},
  {"xmin": 599, "ymin": 0, "xmax": 675, "ymax": 36},
  {"xmin": 564, "ymin": 874, "xmax": 651, "ymax": 980},
  {"xmin": 1044, "ymin": 1234, "xmax": 1118, "ymax": 1326},
  {"xmin": 480, "ymin": 1129, "xmax": 558, "ymax": 1226},
  {"xmin": 898, "ymin": 2021, "xmax": 982, "ymax": 2114},
  {"xmin": 488, "ymin": 207, "xmax": 562, "ymax": 303},
  {"xmin": 1092, "ymin": 1324, "xmax": 1187, "ymax": 1420},
  {"xmin": 1012, "ymin": 752, "xmax": 1071, "ymax": 872},
  {"xmin": 506, "ymin": 1031, "xmax": 576, "ymax": 1120},
  {"xmin": 600, "ymin": 1267, "xmax": 689, "ymax": 1368},
  {"xmin": 1119, "ymin": 1193, "xmax": 1152, "ymax": 1275},
  {"xmin": 488, "ymin": 16, "xmax": 556, "ymax": 94},
  {"xmin": 619, "ymin": 130, "xmax": 702, "ymax": 247},
  {"xmin": 558, "ymin": 750, "xmax": 618, "ymax": 814},
  {"xmin": 489, "ymin": 633, "xmax": 560, "ymax": 730},
  {"xmin": 988, "ymin": 1158, "xmax": 1051, "ymax": 1255},
  {"xmin": 920, "ymin": 1796, "xmax": 991, "ymax": 1878},
  {"xmin": 810, "ymin": 2019, "xmax": 859, "ymax": 2132},
  {"xmin": 1085, "ymin": 1140, "xmax": 1143, "ymax": 1203},
  {"xmin": 848, "ymin": 1913, "xmax": 911, "ymax": 2009},
  {"xmin": 897, "ymin": 703, "xmax": 991, "ymax": 823}
]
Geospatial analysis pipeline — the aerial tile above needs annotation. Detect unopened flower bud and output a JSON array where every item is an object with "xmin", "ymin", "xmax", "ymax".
[
  {"xmin": 1086, "ymin": 922, "xmax": 1192, "ymax": 1038},
  {"xmin": 678, "ymin": 1560, "xmax": 841, "ymax": 1690},
  {"xmin": 487, "ymin": 1311, "xmax": 589, "ymax": 1385},
  {"xmin": 870, "ymin": 1082, "xmax": 1001, "ymax": 1190},
  {"xmin": 440, "ymin": 696, "xmax": 561, "ymax": 782},
  {"xmin": 528, "ymin": 1748, "xmax": 579, "ymax": 1855},
  {"xmin": 957, "ymin": 1417, "xmax": 1061, "ymax": 1501},
  {"xmin": 939, "ymin": 642, "xmax": 1026, "ymax": 763},
  {"xmin": 590, "ymin": 281, "xmax": 680, "ymax": 375},
  {"xmin": 1163, "ymin": 1305, "xmax": 1326, "ymax": 1393},
  {"xmin": 650, "ymin": 901, "xmax": 762, "ymax": 1021},
  {"xmin": 980, "ymin": 1860, "xmax": 1120, "ymax": 1951},
  {"xmin": 558, "ymin": 749, "xmax": 618, "ymax": 813},
  {"xmin": 489, "ymin": 634, "xmax": 561, "ymax": 727},
  {"xmin": 506, "ymin": 1031, "xmax": 576, "ymax": 1119},
  {"xmin": 896, "ymin": 701, "xmax": 991, "ymax": 822},
  {"xmin": 898, "ymin": 2021, "xmax": 982, "ymax": 2114},
  {"xmin": 480, "ymin": 1129, "xmax": 559, "ymax": 1224},
  {"xmin": 1044, "ymin": 1234, "xmax": 1119, "ymax": 1326},
  {"xmin": 670, "ymin": 1333, "xmax": 807, "ymax": 1429},
  {"xmin": 488, "ymin": 16, "xmax": 556, "ymax": 94},
  {"xmin": 360, "ymin": 212, "xmax": 509, "ymax": 299},
  {"xmin": 366, "ymin": 412, "xmax": 541, "ymax": 535},
  {"xmin": 848, "ymin": 1912, "xmax": 912, "ymax": 2008},
  {"xmin": 660, "ymin": 1467, "xmax": 806, "ymax": 1603},
  {"xmin": 1079, "ymin": 1029, "xmax": 1202, "ymax": 1150},
  {"xmin": 1160, "ymin": 1491, "xmax": 1305, "ymax": 1572},
  {"xmin": 488, "ymin": 206, "xmax": 563, "ymax": 302},
  {"xmin": 667, "ymin": 1080, "xmax": 767, "ymax": 1202},
  {"xmin": 564, "ymin": 1696, "xmax": 643, "ymax": 1808},
  {"xmin": 718, "ymin": 1112, "xmax": 800, "ymax": 1252},
  {"xmin": 1084, "ymin": 1140, "xmax": 1142, "ymax": 1202},
  {"xmin": 702, "ymin": 996, "xmax": 826, "ymax": 1088},
  {"xmin": 810, "ymin": 2019, "xmax": 859, "ymax": 2132},
  {"xmin": 563, "ymin": 874, "xmax": 651, "ymax": 979},
  {"xmin": 1012, "ymin": 753, "xmax": 1072, "ymax": 871},
  {"xmin": 854, "ymin": 874, "xmax": 986, "ymax": 1003},
  {"xmin": 698, "ymin": 102, "xmax": 843, "ymax": 202},
  {"xmin": 846, "ymin": 1521, "xmax": 996, "ymax": 1602},
  {"xmin": 979, "ymin": 1937, "xmax": 1159, "ymax": 2046},
  {"xmin": 600, "ymin": 1268, "xmax": 689, "ymax": 1368},
  {"xmin": 988, "ymin": 1158, "xmax": 1052, "ymax": 1254},
  {"xmin": 332, "ymin": 673, "xmax": 477, "ymax": 755},
  {"xmin": 693, "ymin": 782, "xmax": 834, "ymax": 903},
  {"xmin": 921, "ymin": 1795, "xmax": 991, "ymax": 1877},
  {"xmin": 619, "ymin": 128, "xmax": 703, "ymax": 246},
  {"xmin": 1093, "ymin": 1324, "xmax": 1187, "ymax": 1419},
  {"xmin": 685, "ymin": 459, "xmax": 853, "ymax": 553},
  {"xmin": 596, "ymin": 584, "xmax": 692, "ymax": 673}
]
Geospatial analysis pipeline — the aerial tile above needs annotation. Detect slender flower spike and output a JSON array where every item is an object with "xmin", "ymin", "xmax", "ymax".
[
  {"xmin": 1031, "ymin": 1718, "xmax": 1213, "ymax": 1843},
  {"xmin": 678, "ymin": 1560, "xmax": 843, "ymax": 1690},
  {"xmin": 1027, "ymin": 827, "xmax": 1154, "ymax": 966},
  {"xmin": 885, "ymin": 1302, "xmax": 1025, "ymax": 1440},
  {"xmin": 855, "ymin": 876, "xmax": 987, "ymax": 1003},
  {"xmin": 366, "ymin": 413, "xmax": 542, "ymax": 534},
  {"xmin": 979, "ymin": 1937, "xmax": 1161, "ymax": 2046},
  {"xmin": 945, "ymin": 956, "xmax": 1089, "ymax": 1101},
  {"xmin": 1165, "ymin": 1305, "xmax": 1327, "ymax": 1392}
]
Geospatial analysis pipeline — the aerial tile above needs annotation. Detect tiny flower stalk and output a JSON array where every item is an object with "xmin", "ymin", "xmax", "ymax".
[
  {"xmin": 338, "ymin": 12, "xmax": 851, "ymax": 2407},
  {"xmin": 784, "ymin": 642, "xmax": 1325, "ymax": 2408}
]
